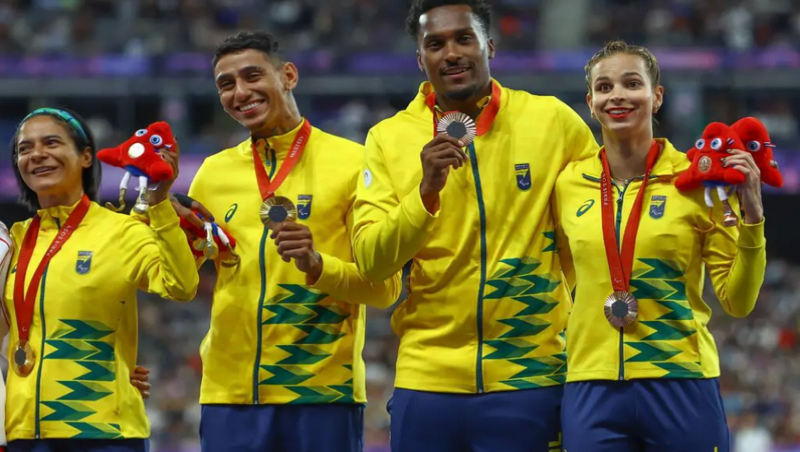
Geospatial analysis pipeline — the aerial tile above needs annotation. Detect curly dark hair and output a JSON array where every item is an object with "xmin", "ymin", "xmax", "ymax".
[
  {"xmin": 213, "ymin": 31, "xmax": 282, "ymax": 68},
  {"xmin": 406, "ymin": 0, "xmax": 492, "ymax": 38}
]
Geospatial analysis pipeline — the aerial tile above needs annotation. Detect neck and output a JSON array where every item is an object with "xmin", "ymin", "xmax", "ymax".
[
  {"xmin": 252, "ymin": 100, "xmax": 303, "ymax": 140},
  {"xmin": 602, "ymin": 129, "xmax": 655, "ymax": 181},
  {"xmin": 436, "ymin": 80, "xmax": 492, "ymax": 119},
  {"xmin": 37, "ymin": 186, "xmax": 84, "ymax": 210}
]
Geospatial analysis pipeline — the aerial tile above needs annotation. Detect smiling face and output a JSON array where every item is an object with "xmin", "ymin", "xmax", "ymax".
[
  {"xmin": 416, "ymin": 4, "xmax": 495, "ymax": 102},
  {"xmin": 15, "ymin": 115, "xmax": 92, "ymax": 200},
  {"xmin": 214, "ymin": 48, "xmax": 298, "ymax": 134},
  {"xmin": 587, "ymin": 52, "xmax": 663, "ymax": 139}
]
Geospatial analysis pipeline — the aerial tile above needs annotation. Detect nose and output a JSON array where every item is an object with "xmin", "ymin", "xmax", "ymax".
[
  {"xmin": 443, "ymin": 41, "xmax": 463, "ymax": 64},
  {"xmin": 233, "ymin": 82, "xmax": 250, "ymax": 103},
  {"xmin": 29, "ymin": 144, "xmax": 47, "ymax": 162},
  {"xmin": 609, "ymin": 85, "xmax": 626, "ymax": 103}
]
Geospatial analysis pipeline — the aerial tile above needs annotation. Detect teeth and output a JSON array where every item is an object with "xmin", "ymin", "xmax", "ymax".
[
  {"xmin": 33, "ymin": 167, "xmax": 54, "ymax": 174},
  {"xmin": 240, "ymin": 101, "xmax": 262, "ymax": 112},
  {"xmin": 445, "ymin": 68, "xmax": 468, "ymax": 75},
  {"xmin": 608, "ymin": 109, "xmax": 632, "ymax": 114}
]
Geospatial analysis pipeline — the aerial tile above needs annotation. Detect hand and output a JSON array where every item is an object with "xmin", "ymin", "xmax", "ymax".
[
  {"xmin": 271, "ymin": 222, "xmax": 323, "ymax": 284},
  {"xmin": 723, "ymin": 149, "xmax": 763, "ymax": 224},
  {"xmin": 419, "ymin": 134, "xmax": 468, "ymax": 214},
  {"xmin": 130, "ymin": 365, "xmax": 151, "ymax": 399},
  {"xmin": 149, "ymin": 142, "xmax": 181, "ymax": 205},
  {"xmin": 170, "ymin": 193, "xmax": 214, "ymax": 237}
]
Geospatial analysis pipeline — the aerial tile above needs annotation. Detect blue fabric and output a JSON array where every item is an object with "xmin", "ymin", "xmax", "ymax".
[
  {"xmin": 8, "ymin": 439, "xmax": 148, "ymax": 452},
  {"xmin": 389, "ymin": 387, "xmax": 563, "ymax": 452},
  {"xmin": 562, "ymin": 378, "xmax": 730, "ymax": 451},
  {"xmin": 200, "ymin": 403, "xmax": 364, "ymax": 452}
]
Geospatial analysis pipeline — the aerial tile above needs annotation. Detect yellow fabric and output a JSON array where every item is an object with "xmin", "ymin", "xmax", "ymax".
[
  {"xmin": 552, "ymin": 139, "xmax": 766, "ymax": 382},
  {"xmin": 188, "ymin": 121, "xmax": 400, "ymax": 405},
  {"xmin": 3, "ymin": 199, "xmax": 198, "ymax": 440},
  {"xmin": 353, "ymin": 80, "xmax": 598, "ymax": 393}
]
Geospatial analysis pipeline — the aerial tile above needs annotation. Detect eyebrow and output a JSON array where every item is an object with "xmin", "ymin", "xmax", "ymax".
[
  {"xmin": 215, "ymin": 65, "xmax": 264, "ymax": 83},
  {"xmin": 18, "ymin": 134, "xmax": 63, "ymax": 144},
  {"xmin": 423, "ymin": 27, "xmax": 475, "ymax": 40},
  {"xmin": 594, "ymin": 72, "xmax": 643, "ymax": 82}
]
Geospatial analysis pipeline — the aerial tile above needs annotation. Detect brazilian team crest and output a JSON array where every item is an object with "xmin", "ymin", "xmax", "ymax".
[
  {"xmin": 649, "ymin": 195, "xmax": 666, "ymax": 219},
  {"xmin": 297, "ymin": 195, "xmax": 312, "ymax": 220},
  {"xmin": 515, "ymin": 163, "xmax": 532, "ymax": 191},
  {"xmin": 76, "ymin": 251, "xmax": 93, "ymax": 274}
]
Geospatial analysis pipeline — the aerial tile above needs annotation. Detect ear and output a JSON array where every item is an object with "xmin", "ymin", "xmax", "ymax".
[
  {"xmin": 80, "ymin": 146, "xmax": 93, "ymax": 169},
  {"xmin": 487, "ymin": 37, "xmax": 496, "ymax": 59},
  {"xmin": 282, "ymin": 62, "xmax": 299, "ymax": 91},
  {"xmin": 653, "ymin": 85, "xmax": 665, "ymax": 113},
  {"xmin": 416, "ymin": 50, "xmax": 424, "ymax": 73},
  {"xmin": 586, "ymin": 92, "xmax": 595, "ymax": 119}
]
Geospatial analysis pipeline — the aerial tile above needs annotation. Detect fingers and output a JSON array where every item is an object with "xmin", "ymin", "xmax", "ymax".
[
  {"xmin": 133, "ymin": 365, "xmax": 151, "ymax": 379},
  {"xmin": 191, "ymin": 201, "xmax": 215, "ymax": 222},
  {"xmin": 161, "ymin": 150, "xmax": 179, "ymax": 175},
  {"xmin": 423, "ymin": 146, "xmax": 467, "ymax": 170},
  {"xmin": 430, "ymin": 133, "xmax": 466, "ymax": 148}
]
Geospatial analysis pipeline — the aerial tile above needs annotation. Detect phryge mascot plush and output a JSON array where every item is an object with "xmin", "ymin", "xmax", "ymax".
[
  {"xmin": 675, "ymin": 122, "xmax": 746, "ymax": 227},
  {"xmin": 97, "ymin": 122, "xmax": 176, "ymax": 214}
]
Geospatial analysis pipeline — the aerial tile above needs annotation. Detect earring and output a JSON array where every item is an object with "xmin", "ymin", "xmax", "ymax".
[{"xmin": 590, "ymin": 111, "xmax": 596, "ymax": 119}]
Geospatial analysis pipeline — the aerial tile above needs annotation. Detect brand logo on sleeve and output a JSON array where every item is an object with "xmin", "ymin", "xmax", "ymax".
[{"xmin": 515, "ymin": 163, "xmax": 531, "ymax": 191}]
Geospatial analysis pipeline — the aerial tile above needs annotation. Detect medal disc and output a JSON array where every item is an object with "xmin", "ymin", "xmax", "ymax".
[
  {"xmin": 437, "ymin": 112, "xmax": 477, "ymax": 146},
  {"xmin": 12, "ymin": 341, "xmax": 35, "ymax": 377},
  {"xmin": 604, "ymin": 291, "xmax": 639, "ymax": 328},
  {"xmin": 260, "ymin": 196, "xmax": 298, "ymax": 229}
]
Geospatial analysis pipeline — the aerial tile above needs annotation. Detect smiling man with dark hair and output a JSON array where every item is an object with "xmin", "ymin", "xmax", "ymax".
[{"xmin": 353, "ymin": 1, "xmax": 599, "ymax": 451}]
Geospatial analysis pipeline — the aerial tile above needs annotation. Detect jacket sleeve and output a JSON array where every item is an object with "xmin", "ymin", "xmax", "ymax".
[
  {"xmin": 352, "ymin": 128, "xmax": 436, "ymax": 282},
  {"xmin": 701, "ymin": 196, "xmax": 766, "ymax": 318},
  {"xmin": 556, "ymin": 99, "xmax": 598, "ymax": 168},
  {"xmin": 550, "ymin": 182, "xmax": 575, "ymax": 293},
  {"xmin": 313, "ymin": 201, "xmax": 402, "ymax": 308},
  {"xmin": 121, "ymin": 199, "xmax": 200, "ymax": 301}
]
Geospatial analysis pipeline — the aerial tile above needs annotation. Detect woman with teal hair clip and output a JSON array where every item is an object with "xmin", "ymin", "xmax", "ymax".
[{"xmin": 1, "ymin": 108, "xmax": 199, "ymax": 452}]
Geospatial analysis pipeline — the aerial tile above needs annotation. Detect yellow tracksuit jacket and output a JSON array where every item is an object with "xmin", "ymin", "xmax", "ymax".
[
  {"xmin": 188, "ymin": 121, "xmax": 400, "ymax": 405},
  {"xmin": 353, "ymin": 80, "xmax": 598, "ymax": 393},
  {"xmin": 3, "ymin": 200, "xmax": 198, "ymax": 440},
  {"xmin": 553, "ymin": 139, "xmax": 766, "ymax": 382}
]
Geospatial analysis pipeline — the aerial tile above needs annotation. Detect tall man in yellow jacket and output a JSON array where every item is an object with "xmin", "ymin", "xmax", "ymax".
[
  {"xmin": 353, "ymin": 1, "xmax": 599, "ymax": 451},
  {"xmin": 182, "ymin": 31, "xmax": 401, "ymax": 452}
]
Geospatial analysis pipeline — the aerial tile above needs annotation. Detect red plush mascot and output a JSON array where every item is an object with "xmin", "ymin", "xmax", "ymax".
[
  {"xmin": 675, "ymin": 122, "xmax": 746, "ymax": 227},
  {"xmin": 172, "ymin": 193, "xmax": 240, "ymax": 267},
  {"xmin": 730, "ymin": 116, "xmax": 783, "ymax": 188},
  {"xmin": 97, "ymin": 122, "xmax": 176, "ymax": 214}
]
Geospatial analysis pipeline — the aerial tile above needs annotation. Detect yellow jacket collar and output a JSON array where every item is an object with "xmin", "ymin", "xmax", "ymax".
[
  {"xmin": 36, "ymin": 196, "xmax": 87, "ymax": 231},
  {"xmin": 408, "ymin": 78, "xmax": 504, "ymax": 122},
  {"xmin": 581, "ymin": 138, "xmax": 688, "ymax": 181},
  {"xmin": 246, "ymin": 119, "xmax": 308, "ymax": 160}
]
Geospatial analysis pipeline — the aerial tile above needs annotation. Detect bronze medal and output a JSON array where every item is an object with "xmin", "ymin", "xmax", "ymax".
[
  {"xmin": 437, "ymin": 112, "xmax": 477, "ymax": 146},
  {"xmin": 604, "ymin": 291, "xmax": 639, "ymax": 328},
  {"xmin": 260, "ymin": 196, "xmax": 298, "ymax": 229},
  {"xmin": 13, "ymin": 341, "xmax": 35, "ymax": 377}
]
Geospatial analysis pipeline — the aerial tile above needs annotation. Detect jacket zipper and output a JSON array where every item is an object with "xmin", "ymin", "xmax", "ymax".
[
  {"xmin": 615, "ymin": 182, "xmax": 629, "ymax": 381},
  {"xmin": 467, "ymin": 143, "xmax": 487, "ymax": 393},
  {"xmin": 252, "ymin": 227, "xmax": 269, "ymax": 404}
]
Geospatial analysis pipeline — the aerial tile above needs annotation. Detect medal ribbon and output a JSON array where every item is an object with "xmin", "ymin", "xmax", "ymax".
[
  {"xmin": 600, "ymin": 141, "xmax": 660, "ymax": 291},
  {"xmin": 424, "ymin": 80, "xmax": 501, "ymax": 137},
  {"xmin": 14, "ymin": 194, "xmax": 90, "ymax": 345},
  {"xmin": 252, "ymin": 118, "xmax": 312, "ymax": 201}
]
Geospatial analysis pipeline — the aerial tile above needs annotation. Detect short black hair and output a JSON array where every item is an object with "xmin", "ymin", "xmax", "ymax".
[
  {"xmin": 213, "ymin": 31, "xmax": 282, "ymax": 68},
  {"xmin": 11, "ymin": 108, "xmax": 100, "ymax": 211},
  {"xmin": 406, "ymin": 0, "xmax": 492, "ymax": 38}
]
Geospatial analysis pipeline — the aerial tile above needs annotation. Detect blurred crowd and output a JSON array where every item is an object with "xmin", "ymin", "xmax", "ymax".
[
  {"xmin": 133, "ymin": 258, "xmax": 800, "ymax": 452},
  {"xmin": 1, "ymin": 0, "xmax": 800, "ymax": 55}
]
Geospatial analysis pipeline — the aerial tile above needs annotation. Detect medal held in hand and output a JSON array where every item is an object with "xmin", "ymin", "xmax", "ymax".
[
  {"xmin": 13, "ymin": 341, "xmax": 34, "ymax": 377},
  {"xmin": 252, "ymin": 119, "xmax": 311, "ymax": 229},
  {"xmin": 437, "ymin": 112, "xmax": 477, "ymax": 146},
  {"xmin": 260, "ymin": 195, "xmax": 298, "ymax": 229}
]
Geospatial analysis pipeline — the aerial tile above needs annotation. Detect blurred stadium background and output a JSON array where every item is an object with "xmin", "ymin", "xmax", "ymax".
[{"xmin": 1, "ymin": 0, "xmax": 800, "ymax": 451}]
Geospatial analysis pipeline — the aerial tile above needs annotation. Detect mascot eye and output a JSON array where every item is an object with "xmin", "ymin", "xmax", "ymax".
[
  {"xmin": 150, "ymin": 135, "xmax": 163, "ymax": 146},
  {"xmin": 695, "ymin": 139, "xmax": 705, "ymax": 149},
  {"xmin": 135, "ymin": 129, "xmax": 148, "ymax": 137},
  {"xmin": 710, "ymin": 138, "xmax": 723, "ymax": 150},
  {"xmin": 747, "ymin": 141, "xmax": 761, "ymax": 152}
]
